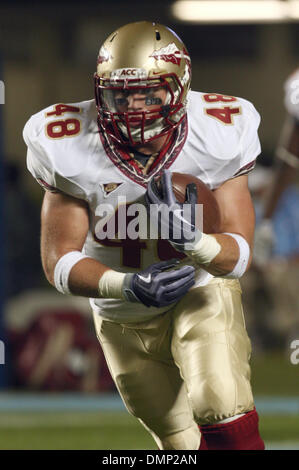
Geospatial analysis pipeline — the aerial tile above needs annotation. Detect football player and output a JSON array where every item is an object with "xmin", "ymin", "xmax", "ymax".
[
  {"xmin": 23, "ymin": 21, "xmax": 264, "ymax": 450},
  {"xmin": 254, "ymin": 68, "xmax": 299, "ymax": 264}
]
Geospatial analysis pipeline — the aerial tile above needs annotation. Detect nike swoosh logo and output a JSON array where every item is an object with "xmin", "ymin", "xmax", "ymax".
[{"xmin": 138, "ymin": 274, "xmax": 152, "ymax": 283}]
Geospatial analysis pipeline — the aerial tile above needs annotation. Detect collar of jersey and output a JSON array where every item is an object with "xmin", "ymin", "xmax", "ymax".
[{"xmin": 98, "ymin": 116, "xmax": 188, "ymax": 188}]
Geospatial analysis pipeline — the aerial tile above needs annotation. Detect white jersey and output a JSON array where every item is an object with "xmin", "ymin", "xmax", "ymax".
[
  {"xmin": 284, "ymin": 68, "xmax": 299, "ymax": 121},
  {"xmin": 24, "ymin": 91, "xmax": 261, "ymax": 323}
]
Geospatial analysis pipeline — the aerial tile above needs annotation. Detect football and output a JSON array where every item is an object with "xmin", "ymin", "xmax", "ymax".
[{"xmin": 170, "ymin": 172, "xmax": 221, "ymax": 234}]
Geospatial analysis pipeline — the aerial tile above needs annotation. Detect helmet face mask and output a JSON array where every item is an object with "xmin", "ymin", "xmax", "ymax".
[
  {"xmin": 95, "ymin": 74, "xmax": 185, "ymax": 146},
  {"xmin": 94, "ymin": 21, "xmax": 191, "ymax": 147}
]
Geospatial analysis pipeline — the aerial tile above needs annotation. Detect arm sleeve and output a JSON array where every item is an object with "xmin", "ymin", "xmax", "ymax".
[
  {"xmin": 23, "ymin": 115, "xmax": 87, "ymax": 199},
  {"xmin": 24, "ymin": 116, "xmax": 58, "ymax": 191},
  {"xmin": 26, "ymin": 148, "xmax": 59, "ymax": 193},
  {"xmin": 233, "ymin": 102, "xmax": 261, "ymax": 178}
]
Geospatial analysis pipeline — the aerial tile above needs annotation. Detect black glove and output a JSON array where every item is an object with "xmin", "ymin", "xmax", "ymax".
[
  {"xmin": 122, "ymin": 259, "xmax": 195, "ymax": 308},
  {"xmin": 145, "ymin": 169, "xmax": 201, "ymax": 250}
]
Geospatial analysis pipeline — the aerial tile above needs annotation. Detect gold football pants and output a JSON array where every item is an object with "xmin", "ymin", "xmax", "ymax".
[{"xmin": 93, "ymin": 278, "xmax": 254, "ymax": 450}]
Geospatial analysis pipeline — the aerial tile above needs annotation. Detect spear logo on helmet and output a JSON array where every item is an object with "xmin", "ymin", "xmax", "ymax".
[
  {"xmin": 150, "ymin": 43, "xmax": 190, "ymax": 67},
  {"xmin": 97, "ymin": 46, "xmax": 113, "ymax": 65}
]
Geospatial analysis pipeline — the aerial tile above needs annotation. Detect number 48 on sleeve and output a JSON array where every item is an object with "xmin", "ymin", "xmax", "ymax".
[
  {"xmin": 45, "ymin": 104, "xmax": 81, "ymax": 139},
  {"xmin": 203, "ymin": 93, "xmax": 241, "ymax": 125}
]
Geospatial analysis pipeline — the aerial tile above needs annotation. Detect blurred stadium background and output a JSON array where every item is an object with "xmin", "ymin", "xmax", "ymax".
[{"xmin": 0, "ymin": 0, "xmax": 298, "ymax": 450}]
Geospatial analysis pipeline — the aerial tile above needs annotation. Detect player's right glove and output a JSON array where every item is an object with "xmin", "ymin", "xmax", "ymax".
[
  {"xmin": 122, "ymin": 259, "xmax": 195, "ymax": 308},
  {"xmin": 145, "ymin": 170, "xmax": 201, "ymax": 250}
]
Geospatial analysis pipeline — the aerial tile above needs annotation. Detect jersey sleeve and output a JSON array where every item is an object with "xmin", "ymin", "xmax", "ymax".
[
  {"xmin": 284, "ymin": 69, "xmax": 299, "ymax": 121},
  {"xmin": 23, "ymin": 107, "xmax": 88, "ymax": 200},
  {"xmin": 186, "ymin": 92, "xmax": 262, "ymax": 189},
  {"xmin": 232, "ymin": 99, "xmax": 261, "ymax": 178},
  {"xmin": 24, "ymin": 117, "xmax": 58, "ymax": 192},
  {"xmin": 209, "ymin": 97, "xmax": 261, "ymax": 186}
]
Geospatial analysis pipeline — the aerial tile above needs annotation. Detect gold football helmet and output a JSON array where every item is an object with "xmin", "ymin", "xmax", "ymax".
[{"xmin": 94, "ymin": 21, "xmax": 191, "ymax": 146}]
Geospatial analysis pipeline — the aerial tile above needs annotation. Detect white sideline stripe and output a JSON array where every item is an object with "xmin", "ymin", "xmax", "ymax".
[
  {"xmin": 0, "ymin": 393, "xmax": 299, "ymax": 413},
  {"xmin": 0, "ymin": 392, "xmax": 126, "ymax": 411}
]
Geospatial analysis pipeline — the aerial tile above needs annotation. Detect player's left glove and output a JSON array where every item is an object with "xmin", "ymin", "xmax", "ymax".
[
  {"xmin": 122, "ymin": 259, "xmax": 195, "ymax": 307},
  {"xmin": 145, "ymin": 169, "xmax": 202, "ymax": 251}
]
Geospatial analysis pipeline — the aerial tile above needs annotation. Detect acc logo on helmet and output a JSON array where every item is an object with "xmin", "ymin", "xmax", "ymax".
[{"xmin": 111, "ymin": 68, "xmax": 147, "ymax": 79}]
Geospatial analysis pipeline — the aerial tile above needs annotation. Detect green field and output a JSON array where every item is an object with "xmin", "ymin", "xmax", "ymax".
[
  {"xmin": 250, "ymin": 352, "xmax": 299, "ymax": 396},
  {"xmin": 0, "ymin": 411, "xmax": 154, "ymax": 450},
  {"xmin": 0, "ymin": 353, "xmax": 298, "ymax": 450},
  {"xmin": 0, "ymin": 411, "xmax": 298, "ymax": 450}
]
